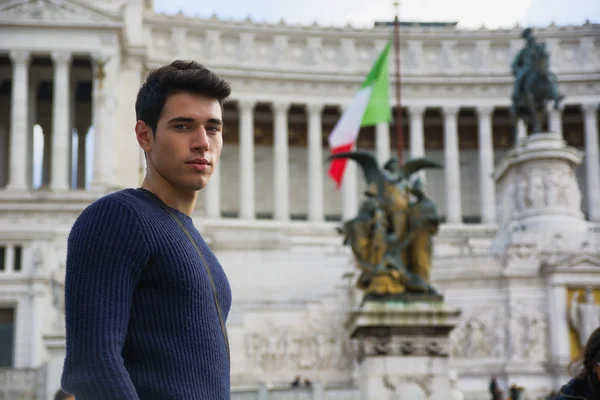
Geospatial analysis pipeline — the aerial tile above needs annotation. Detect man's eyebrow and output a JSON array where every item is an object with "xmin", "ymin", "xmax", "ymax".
[
  {"xmin": 166, "ymin": 117, "xmax": 223, "ymax": 125},
  {"xmin": 207, "ymin": 118, "xmax": 223, "ymax": 126},
  {"xmin": 166, "ymin": 117, "xmax": 195, "ymax": 124}
]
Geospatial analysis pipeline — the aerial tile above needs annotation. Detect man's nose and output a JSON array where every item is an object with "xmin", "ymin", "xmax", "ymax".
[{"xmin": 192, "ymin": 127, "xmax": 209, "ymax": 150}]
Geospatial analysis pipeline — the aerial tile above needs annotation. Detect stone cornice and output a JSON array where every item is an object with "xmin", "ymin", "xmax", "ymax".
[
  {"xmin": 144, "ymin": 16, "xmax": 600, "ymax": 84},
  {"xmin": 145, "ymin": 12, "xmax": 599, "ymax": 40}
]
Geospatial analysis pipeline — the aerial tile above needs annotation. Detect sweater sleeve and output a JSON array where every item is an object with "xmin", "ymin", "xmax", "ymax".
[{"xmin": 61, "ymin": 196, "xmax": 150, "ymax": 399}]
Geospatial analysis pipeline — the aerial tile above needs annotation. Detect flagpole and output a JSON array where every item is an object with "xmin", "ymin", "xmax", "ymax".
[{"xmin": 393, "ymin": 1, "xmax": 404, "ymax": 166}]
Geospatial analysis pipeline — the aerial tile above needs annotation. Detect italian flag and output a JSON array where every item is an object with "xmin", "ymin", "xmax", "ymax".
[{"xmin": 327, "ymin": 40, "xmax": 392, "ymax": 188}]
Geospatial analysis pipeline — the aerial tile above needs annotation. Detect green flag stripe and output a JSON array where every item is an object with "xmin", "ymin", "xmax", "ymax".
[
  {"xmin": 361, "ymin": 40, "xmax": 392, "ymax": 126},
  {"xmin": 360, "ymin": 40, "xmax": 392, "ymax": 89}
]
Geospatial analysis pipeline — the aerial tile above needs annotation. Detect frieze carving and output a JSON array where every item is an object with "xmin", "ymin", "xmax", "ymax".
[
  {"xmin": 514, "ymin": 168, "xmax": 581, "ymax": 212},
  {"xmin": 144, "ymin": 12, "xmax": 600, "ymax": 77},
  {"xmin": 204, "ymin": 30, "xmax": 223, "ymax": 59},
  {"xmin": 244, "ymin": 316, "xmax": 355, "ymax": 373},
  {"xmin": 272, "ymin": 35, "xmax": 289, "ymax": 65},
  {"xmin": 339, "ymin": 38, "xmax": 356, "ymax": 70},
  {"xmin": 383, "ymin": 374, "xmax": 433, "ymax": 397},
  {"xmin": 450, "ymin": 308, "xmax": 548, "ymax": 361},
  {"xmin": 358, "ymin": 336, "xmax": 451, "ymax": 361},
  {"xmin": 0, "ymin": 0, "xmax": 113, "ymax": 23},
  {"xmin": 239, "ymin": 33, "xmax": 256, "ymax": 63},
  {"xmin": 305, "ymin": 37, "xmax": 324, "ymax": 65}
]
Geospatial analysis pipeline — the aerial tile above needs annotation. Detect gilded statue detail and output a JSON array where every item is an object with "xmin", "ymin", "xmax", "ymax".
[{"xmin": 329, "ymin": 151, "xmax": 442, "ymax": 299}]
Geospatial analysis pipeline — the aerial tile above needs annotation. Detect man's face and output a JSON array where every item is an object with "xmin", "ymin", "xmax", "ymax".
[{"xmin": 139, "ymin": 92, "xmax": 223, "ymax": 192}]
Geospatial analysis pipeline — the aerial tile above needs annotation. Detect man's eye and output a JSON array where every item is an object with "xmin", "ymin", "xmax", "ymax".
[
  {"xmin": 175, "ymin": 124, "xmax": 188, "ymax": 130},
  {"xmin": 207, "ymin": 126, "xmax": 220, "ymax": 133}
]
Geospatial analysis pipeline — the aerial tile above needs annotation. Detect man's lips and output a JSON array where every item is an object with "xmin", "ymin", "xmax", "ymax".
[
  {"xmin": 186, "ymin": 158, "xmax": 210, "ymax": 165},
  {"xmin": 186, "ymin": 159, "xmax": 211, "ymax": 171}
]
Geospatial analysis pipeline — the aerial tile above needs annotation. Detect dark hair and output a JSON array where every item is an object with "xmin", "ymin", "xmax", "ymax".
[
  {"xmin": 54, "ymin": 389, "xmax": 73, "ymax": 400},
  {"xmin": 569, "ymin": 326, "xmax": 600, "ymax": 396},
  {"xmin": 135, "ymin": 60, "xmax": 231, "ymax": 134}
]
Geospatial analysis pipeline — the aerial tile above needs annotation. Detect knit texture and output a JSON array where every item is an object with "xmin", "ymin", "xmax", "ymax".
[{"xmin": 61, "ymin": 188, "xmax": 232, "ymax": 399}]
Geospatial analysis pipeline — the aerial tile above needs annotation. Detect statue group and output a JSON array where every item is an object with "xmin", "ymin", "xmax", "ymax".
[
  {"xmin": 332, "ymin": 27, "xmax": 565, "ymax": 301},
  {"xmin": 511, "ymin": 27, "xmax": 565, "ymax": 138},
  {"xmin": 330, "ymin": 152, "xmax": 442, "ymax": 299}
]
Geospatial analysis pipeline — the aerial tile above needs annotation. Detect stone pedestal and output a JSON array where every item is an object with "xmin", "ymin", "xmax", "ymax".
[
  {"xmin": 346, "ymin": 299, "xmax": 461, "ymax": 400},
  {"xmin": 491, "ymin": 132, "xmax": 587, "ymax": 256},
  {"xmin": 490, "ymin": 132, "xmax": 600, "ymax": 392}
]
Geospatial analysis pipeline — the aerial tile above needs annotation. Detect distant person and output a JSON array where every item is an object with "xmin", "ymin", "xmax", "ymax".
[
  {"xmin": 557, "ymin": 326, "xmax": 600, "ymax": 399},
  {"xmin": 291, "ymin": 375, "xmax": 301, "ymax": 388},
  {"xmin": 489, "ymin": 376, "xmax": 503, "ymax": 400},
  {"xmin": 61, "ymin": 60, "xmax": 232, "ymax": 398},
  {"xmin": 54, "ymin": 389, "xmax": 74, "ymax": 400}
]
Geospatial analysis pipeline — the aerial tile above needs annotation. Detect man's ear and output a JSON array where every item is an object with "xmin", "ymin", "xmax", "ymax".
[{"xmin": 135, "ymin": 121, "xmax": 153, "ymax": 152}]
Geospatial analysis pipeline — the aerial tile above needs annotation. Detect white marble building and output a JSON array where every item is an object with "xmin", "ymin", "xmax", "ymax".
[{"xmin": 0, "ymin": 0, "xmax": 599, "ymax": 399}]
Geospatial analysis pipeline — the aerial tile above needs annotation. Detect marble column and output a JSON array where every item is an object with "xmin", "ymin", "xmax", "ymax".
[
  {"xmin": 442, "ymin": 106, "xmax": 462, "ymax": 224},
  {"xmin": 273, "ymin": 101, "xmax": 290, "ymax": 221},
  {"xmin": 409, "ymin": 105, "xmax": 426, "ymax": 182},
  {"xmin": 50, "ymin": 51, "xmax": 72, "ymax": 191},
  {"xmin": 375, "ymin": 122, "xmax": 390, "ymax": 165},
  {"xmin": 338, "ymin": 104, "xmax": 358, "ymax": 221},
  {"xmin": 548, "ymin": 105, "xmax": 563, "ymax": 136},
  {"xmin": 517, "ymin": 119, "xmax": 527, "ymax": 141},
  {"xmin": 476, "ymin": 106, "xmax": 496, "ymax": 224},
  {"xmin": 342, "ymin": 160, "xmax": 358, "ymax": 221},
  {"xmin": 307, "ymin": 103, "xmax": 325, "ymax": 221},
  {"xmin": 239, "ymin": 99, "xmax": 256, "ymax": 219},
  {"xmin": 205, "ymin": 162, "xmax": 221, "ymax": 218},
  {"xmin": 27, "ymin": 78, "xmax": 38, "ymax": 189},
  {"xmin": 91, "ymin": 58, "xmax": 107, "ymax": 188},
  {"xmin": 583, "ymin": 102, "xmax": 600, "ymax": 221},
  {"xmin": 7, "ymin": 51, "xmax": 30, "ymax": 190}
]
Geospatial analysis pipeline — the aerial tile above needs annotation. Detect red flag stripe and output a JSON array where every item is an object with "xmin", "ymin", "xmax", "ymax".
[{"xmin": 328, "ymin": 143, "xmax": 354, "ymax": 190}]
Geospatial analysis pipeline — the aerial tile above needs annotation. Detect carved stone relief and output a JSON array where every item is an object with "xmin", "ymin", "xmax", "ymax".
[
  {"xmin": 0, "ymin": 0, "xmax": 110, "ymax": 23},
  {"xmin": 339, "ymin": 39, "xmax": 356, "ymax": 70},
  {"xmin": 305, "ymin": 37, "xmax": 323, "ymax": 65},
  {"xmin": 272, "ymin": 35, "xmax": 289, "ymax": 65},
  {"xmin": 244, "ymin": 313, "xmax": 355, "ymax": 373},
  {"xmin": 514, "ymin": 167, "xmax": 581, "ymax": 212},
  {"xmin": 450, "ymin": 308, "xmax": 548, "ymax": 361},
  {"xmin": 358, "ymin": 335, "xmax": 451, "ymax": 361},
  {"xmin": 239, "ymin": 33, "xmax": 256, "ymax": 63}
]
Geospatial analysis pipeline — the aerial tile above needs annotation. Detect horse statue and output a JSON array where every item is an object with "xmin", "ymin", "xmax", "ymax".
[{"xmin": 510, "ymin": 28, "xmax": 565, "ymax": 141}]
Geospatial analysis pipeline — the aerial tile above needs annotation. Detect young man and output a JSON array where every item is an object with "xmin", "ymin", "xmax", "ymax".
[{"xmin": 61, "ymin": 60, "xmax": 232, "ymax": 399}]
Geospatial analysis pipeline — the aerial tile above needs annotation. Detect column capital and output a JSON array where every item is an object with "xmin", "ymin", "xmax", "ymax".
[
  {"xmin": 237, "ymin": 99, "xmax": 256, "ymax": 112},
  {"xmin": 272, "ymin": 101, "xmax": 291, "ymax": 114},
  {"xmin": 9, "ymin": 50, "xmax": 31, "ymax": 65},
  {"xmin": 582, "ymin": 102, "xmax": 599, "ymax": 116},
  {"xmin": 51, "ymin": 51, "xmax": 72, "ymax": 66},
  {"xmin": 475, "ymin": 105, "xmax": 495, "ymax": 118},
  {"xmin": 441, "ymin": 105, "xmax": 460, "ymax": 117},
  {"xmin": 305, "ymin": 102, "xmax": 325, "ymax": 115},
  {"xmin": 408, "ymin": 105, "xmax": 426, "ymax": 118}
]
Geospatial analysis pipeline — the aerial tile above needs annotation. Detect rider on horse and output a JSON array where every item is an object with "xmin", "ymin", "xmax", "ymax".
[
  {"xmin": 510, "ymin": 28, "xmax": 565, "ymax": 135},
  {"xmin": 511, "ymin": 28, "xmax": 539, "ymax": 104}
]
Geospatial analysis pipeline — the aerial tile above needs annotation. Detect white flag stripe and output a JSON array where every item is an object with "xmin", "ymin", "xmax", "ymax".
[{"xmin": 328, "ymin": 86, "xmax": 373, "ymax": 149}]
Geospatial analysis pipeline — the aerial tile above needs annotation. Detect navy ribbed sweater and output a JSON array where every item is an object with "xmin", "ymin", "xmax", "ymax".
[{"xmin": 61, "ymin": 188, "xmax": 232, "ymax": 399}]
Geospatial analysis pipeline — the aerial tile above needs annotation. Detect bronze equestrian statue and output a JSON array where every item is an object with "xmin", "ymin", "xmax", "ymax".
[{"xmin": 511, "ymin": 27, "xmax": 565, "ymax": 140}]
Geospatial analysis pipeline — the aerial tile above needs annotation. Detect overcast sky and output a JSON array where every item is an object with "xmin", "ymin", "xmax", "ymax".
[{"xmin": 153, "ymin": 0, "xmax": 599, "ymax": 29}]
